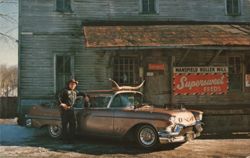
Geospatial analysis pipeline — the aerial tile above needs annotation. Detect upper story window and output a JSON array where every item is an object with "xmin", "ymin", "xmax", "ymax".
[
  {"xmin": 226, "ymin": 0, "xmax": 241, "ymax": 16},
  {"xmin": 140, "ymin": 0, "xmax": 159, "ymax": 14},
  {"xmin": 56, "ymin": 0, "xmax": 72, "ymax": 12}
]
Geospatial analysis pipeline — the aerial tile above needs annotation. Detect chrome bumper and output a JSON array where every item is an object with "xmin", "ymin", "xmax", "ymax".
[
  {"xmin": 158, "ymin": 121, "xmax": 203, "ymax": 144},
  {"xmin": 24, "ymin": 114, "xmax": 32, "ymax": 127}
]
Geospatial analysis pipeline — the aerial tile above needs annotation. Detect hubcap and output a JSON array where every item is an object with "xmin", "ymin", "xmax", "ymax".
[
  {"xmin": 49, "ymin": 125, "xmax": 61, "ymax": 137},
  {"xmin": 139, "ymin": 127, "xmax": 156, "ymax": 146}
]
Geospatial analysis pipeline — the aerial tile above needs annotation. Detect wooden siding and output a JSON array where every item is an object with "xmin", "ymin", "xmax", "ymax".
[
  {"xmin": 75, "ymin": 48, "xmax": 112, "ymax": 91},
  {"xmin": 19, "ymin": 0, "xmax": 250, "ymax": 100},
  {"xmin": 20, "ymin": 33, "xmax": 81, "ymax": 98},
  {"xmin": 20, "ymin": 0, "xmax": 250, "ymax": 25},
  {"xmin": 19, "ymin": 34, "xmax": 113, "ymax": 98},
  {"xmin": 73, "ymin": 0, "xmax": 250, "ymax": 22}
]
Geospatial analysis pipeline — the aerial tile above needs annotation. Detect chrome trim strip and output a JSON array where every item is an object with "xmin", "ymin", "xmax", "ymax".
[
  {"xmin": 25, "ymin": 115, "xmax": 61, "ymax": 121},
  {"xmin": 159, "ymin": 136, "xmax": 186, "ymax": 144}
]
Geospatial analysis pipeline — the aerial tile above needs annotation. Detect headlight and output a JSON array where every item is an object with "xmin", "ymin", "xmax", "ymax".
[
  {"xmin": 169, "ymin": 116, "xmax": 176, "ymax": 124},
  {"xmin": 196, "ymin": 113, "xmax": 203, "ymax": 121}
]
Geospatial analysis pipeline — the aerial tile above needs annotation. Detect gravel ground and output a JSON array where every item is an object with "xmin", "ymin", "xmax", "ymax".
[{"xmin": 1, "ymin": 119, "xmax": 250, "ymax": 158}]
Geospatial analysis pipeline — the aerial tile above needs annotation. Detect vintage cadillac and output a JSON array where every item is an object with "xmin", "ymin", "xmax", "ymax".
[{"xmin": 25, "ymin": 80, "xmax": 203, "ymax": 149}]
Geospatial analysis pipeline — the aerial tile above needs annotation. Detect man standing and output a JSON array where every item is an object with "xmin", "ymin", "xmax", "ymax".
[{"xmin": 58, "ymin": 79, "xmax": 87, "ymax": 143}]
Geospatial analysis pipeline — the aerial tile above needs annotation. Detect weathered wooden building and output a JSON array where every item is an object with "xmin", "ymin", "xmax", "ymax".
[{"xmin": 18, "ymin": 0, "xmax": 250, "ymax": 132}]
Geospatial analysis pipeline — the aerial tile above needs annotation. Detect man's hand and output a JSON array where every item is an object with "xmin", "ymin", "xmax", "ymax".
[
  {"xmin": 84, "ymin": 96, "xmax": 90, "ymax": 102},
  {"xmin": 60, "ymin": 103, "xmax": 70, "ymax": 110}
]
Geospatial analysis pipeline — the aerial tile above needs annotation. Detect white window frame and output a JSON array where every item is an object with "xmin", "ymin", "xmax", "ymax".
[
  {"xmin": 139, "ymin": 0, "xmax": 159, "ymax": 14},
  {"xmin": 225, "ymin": 0, "xmax": 241, "ymax": 16}
]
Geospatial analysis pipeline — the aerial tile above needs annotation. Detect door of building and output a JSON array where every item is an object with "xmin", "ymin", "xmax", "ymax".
[{"xmin": 144, "ymin": 70, "xmax": 169, "ymax": 106}]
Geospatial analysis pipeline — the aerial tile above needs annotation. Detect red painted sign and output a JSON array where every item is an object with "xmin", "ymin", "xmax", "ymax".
[
  {"xmin": 173, "ymin": 67, "xmax": 229, "ymax": 95},
  {"xmin": 148, "ymin": 64, "xmax": 165, "ymax": 71}
]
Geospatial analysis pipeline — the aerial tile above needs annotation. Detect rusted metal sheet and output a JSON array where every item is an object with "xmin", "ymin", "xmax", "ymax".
[{"xmin": 83, "ymin": 25, "xmax": 250, "ymax": 48}]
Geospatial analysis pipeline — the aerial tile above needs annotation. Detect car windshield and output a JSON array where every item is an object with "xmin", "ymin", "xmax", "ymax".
[
  {"xmin": 111, "ymin": 93, "xmax": 142, "ymax": 108},
  {"xmin": 90, "ymin": 95, "xmax": 112, "ymax": 108}
]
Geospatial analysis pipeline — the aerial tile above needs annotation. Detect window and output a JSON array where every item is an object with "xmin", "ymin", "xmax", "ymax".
[
  {"xmin": 110, "ymin": 94, "xmax": 122, "ymax": 108},
  {"xmin": 226, "ymin": 0, "xmax": 241, "ymax": 16},
  {"xmin": 56, "ymin": 55, "xmax": 73, "ymax": 92},
  {"xmin": 90, "ymin": 96, "xmax": 111, "ymax": 108},
  {"xmin": 56, "ymin": 0, "xmax": 71, "ymax": 12},
  {"xmin": 140, "ymin": 0, "xmax": 158, "ymax": 14},
  {"xmin": 228, "ymin": 56, "xmax": 242, "ymax": 91},
  {"xmin": 246, "ymin": 56, "xmax": 250, "ymax": 74},
  {"xmin": 245, "ymin": 55, "xmax": 250, "ymax": 89},
  {"xmin": 113, "ymin": 56, "xmax": 139, "ymax": 85},
  {"xmin": 110, "ymin": 93, "xmax": 142, "ymax": 108}
]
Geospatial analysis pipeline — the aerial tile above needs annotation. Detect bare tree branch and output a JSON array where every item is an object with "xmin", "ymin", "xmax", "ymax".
[
  {"xmin": 0, "ymin": 13, "xmax": 17, "ymax": 23},
  {"xmin": 0, "ymin": 64, "xmax": 17, "ymax": 97},
  {"xmin": 0, "ymin": 32, "xmax": 17, "ymax": 42},
  {"xmin": 0, "ymin": 0, "xmax": 18, "ymax": 45}
]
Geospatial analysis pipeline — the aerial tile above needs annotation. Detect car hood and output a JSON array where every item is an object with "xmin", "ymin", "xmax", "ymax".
[{"xmin": 136, "ymin": 105, "xmax": 198, "ymax": 126}]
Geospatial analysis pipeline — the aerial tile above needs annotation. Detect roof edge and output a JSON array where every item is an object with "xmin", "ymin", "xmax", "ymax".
[{"xmin": 82, "ymin": 20, "xmax": 250, "ymax": 26}]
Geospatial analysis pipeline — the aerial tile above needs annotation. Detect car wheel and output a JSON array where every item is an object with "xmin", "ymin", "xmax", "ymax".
[
  {"xmin": 48, "ymin": 125, "xmax": 62, "ymax": 139},
  {"xmin": 136, "ymin": 125, "xmax": 159, "ymax": 149}
]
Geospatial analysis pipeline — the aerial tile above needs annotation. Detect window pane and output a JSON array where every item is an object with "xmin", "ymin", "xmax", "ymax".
[
  {"xmin": 227, "ymin": 0, "xmax": 233, "ymax": 14},
  {"xmin": 64, "ymin": 56, "xmax": 71, "ymax": 73},
  {"xmin": 56, "ymin": 0, "xmax": 64, "ymax": 11},
  {"xmin": 149, "ymin": 0, "xmax": 156, "ymax": 13},
  {"xmin": 56, "ymin": 74, "xmax": 64, "ymax": 92},
  {"xmin": 233, "ymin": 0, "xmax": 239, "ymax": 14},
  {"xmin": 229, "ymin": 57, "xmax": 235, "ymax": 74},
  {"xmin": 115, "ymin": 93, "xmax": 142, "ymax": 107},
  {"xmin": 229, "ymin": 74, "xmax": 242, "ymax": 90},
  {"xmin": 64, "ymin": 0, "xmax": 71, "ymax": 11},
  {"xmin": 120, "ymin": 94, "xmax": 133, "ymax": 107},
  {"xmin": 56, "ymin": 0, "xmax": 71, "ymax": 12},
  {"xmin": 235, "ymin": 57, "xmax": 241, "ymax": 73},
  {"xmin": 91, "ymin": 96, "xmax": 111, "ymax": 108},
  {"xmin": 56, "ymin": 56, "xmax": 64, "ymax": 73},
  {"xmin": 246, "ymin": 56, "xmax": 250, "ymax": 73},
  {"xmin": 142, "ymin": 0, "xmax": 149, "ymax": 13},
  {"xmin": 228, "ymin": 56, "xmax": 242, "ymax": 91},
  {"xmin": 56, "ymin": 56, "xmax": 72, "ymax": 92},
  {"xmin": 111, "ymin": 95, "xmax": 121, "ymax": 107},
  {"xmin": 113, "ymin": 56, "xmax": 139, "ymax": 85}
]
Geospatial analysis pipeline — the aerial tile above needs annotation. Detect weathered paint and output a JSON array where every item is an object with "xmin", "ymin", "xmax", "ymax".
[{"xmin": 18, "ymin": 0, "xmax": 250, "ymax": 134}]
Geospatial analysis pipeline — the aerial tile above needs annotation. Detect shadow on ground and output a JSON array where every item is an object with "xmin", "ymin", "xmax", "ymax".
[
  {"xmin": 1, "ymin": 123, "xmax": 249, "ymax": 156},
  {"xmin": 200, "ymin": 132, "xmax": 250, "ymax": 140},
  {"xmin": 0, "ymin": 124, "xmax": 185, "ymax": 156}
]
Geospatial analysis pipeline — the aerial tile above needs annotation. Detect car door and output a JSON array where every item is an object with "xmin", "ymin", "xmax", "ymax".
[
  {"xmin": 79, "ymin": 96, "xmax": 114, "ymax": 136},
  {"xmin": 111, "ymin": 93, "xmax": 142, "ymax": 137},
  {"xmin": 73, "ymin": 96, "xmax": 85, "ymax": 131}
]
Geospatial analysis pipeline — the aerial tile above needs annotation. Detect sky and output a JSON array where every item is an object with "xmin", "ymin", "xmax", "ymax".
[{"xmin": 0, "ymin": 0, "xmax": 18, "ymax": 66}]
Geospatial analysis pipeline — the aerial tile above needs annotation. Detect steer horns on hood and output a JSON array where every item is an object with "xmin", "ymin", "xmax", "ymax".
[{"xmin": 109, "ymin": 78, "xmax": 145, "ymax": 91}]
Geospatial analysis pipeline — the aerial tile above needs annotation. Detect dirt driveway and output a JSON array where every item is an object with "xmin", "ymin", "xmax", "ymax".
[{"xmin": 1, "ymin": 119, "xmax": 250, "ymax": 158}]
